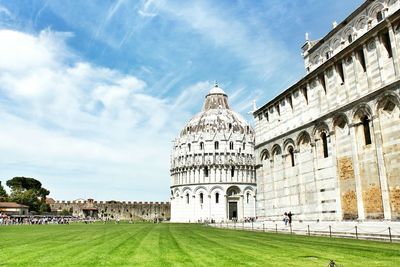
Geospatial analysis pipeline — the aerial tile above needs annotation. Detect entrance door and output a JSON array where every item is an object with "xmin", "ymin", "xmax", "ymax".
[{"xmin": 228, "ymin": 202, "xmax": 238, "ymax": 220}]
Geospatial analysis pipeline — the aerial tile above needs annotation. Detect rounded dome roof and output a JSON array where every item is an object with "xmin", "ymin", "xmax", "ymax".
[{"xmin": 180, "ymin": 84, "xmax": 254, "ymax": 136}]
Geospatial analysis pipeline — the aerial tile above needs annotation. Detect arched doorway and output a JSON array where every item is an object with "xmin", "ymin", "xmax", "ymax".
[{"xmin": 226, "ymin": 186, "xmax": 241, "ymax": 220}]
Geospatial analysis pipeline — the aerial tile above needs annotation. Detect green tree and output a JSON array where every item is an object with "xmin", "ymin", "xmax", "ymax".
[
  {"xmin": 6, "ymin": 177, "xmax": 50, "ymax": 213},
  {"xmin": 0, "ymin": 181, "xmax": 8, "ymax": 201}
]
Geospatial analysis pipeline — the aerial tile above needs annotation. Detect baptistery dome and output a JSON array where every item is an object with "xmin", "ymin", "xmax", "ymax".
[{"xmin": 170, "ymin": 83, "xmax": 256, "ymax": 223}]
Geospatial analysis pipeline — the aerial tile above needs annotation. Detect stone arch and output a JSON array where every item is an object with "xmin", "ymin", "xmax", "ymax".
[
  {"xmin": 226, "ymin": 185, "xmax": 241, "ymax": 196},
  {"xmin": 331, "ymin": 38, "xmax": 341, "ymax": 52},
  {"xmin": 352, "ymin": 103, "xmax": 373, "ymax": 122},
  {"xmin": 194, "ymin": 186, "xmax": 208, "ymax": 194},
  {"xmin": 209, "ymin": 185, "xmax": 224, "ymax": 194},
  {"xmin": 271, "ymin": 144, "xmax": 282, "ymax": 156},
  {"xmin": 313, "ymin": 122, "xmax": 330, "ymax": 158},
  {"xmin": 173, "ymin": 188, "xmax": 181, "ymax": 196},
  {"xmin": 243, "ymin": 185, "xmax": 255, "ymax": 194},
  {"xmin": 321, "ymin": 46, "xmax": 331, "ymax": 59},
  {"xmin": 296, "ymin": 131, "xmax": 311, "ymax": 147},
  {"xmin": 354, "ymin": 15, "xmax": 369, "ymax": 31},
  {"xmin": 312, "ymin": 53, "xmax": 321, "ymax": 65},
  {"xmin": 333, "ymin": 113, "xmax": 350, "ymax": 136},
  {"xmin": 283, "ymin": 138, "xmax": 295, "ymax": 151},
  {"xmin": 312, "ymin": 121, "xmax": 330, "ymax": 137},
  {"xmin": 368, "ymin": 2, "xmax": 385, "ymax": 19},
  {"xmin": 260, "ymin": 149, "xmax": 270, "ymax": 160},
  {"xmin": 375, "ymin": 92, "xmax": 400, "ymax": 113},
  {"xmin": 342, "ymin": 26, "xmax": 355, "ymax": 43},
  {"xmin": 333, "ymin": 113, "xmax": 350, "ymax": 129},
  {"xmin": 181, "ymin": 187, "xmax": 192, "ymax": 194}
]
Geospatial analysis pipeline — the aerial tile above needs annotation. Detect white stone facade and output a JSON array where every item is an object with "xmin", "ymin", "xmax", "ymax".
[
  {"xmin": 254, "ymin": 0, "xmax": 400, "ymax": 221},
  {"xmin": 170, "ymin": 84, "xmax": 256, "ymax": 222}
]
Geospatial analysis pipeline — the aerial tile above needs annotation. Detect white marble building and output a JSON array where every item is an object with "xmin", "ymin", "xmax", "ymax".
[
  {"xmin": 170, "ymin": 84, "xmax": 256, "ymax": 222},
  {"xmin": 254, "ymin": 0, "xmax": 400, "ymax": 221}
]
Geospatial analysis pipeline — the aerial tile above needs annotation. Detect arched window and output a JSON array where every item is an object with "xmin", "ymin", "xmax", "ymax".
[
  {"xmin": 377, "ymin": 11, "xmax": 383, "ymax": 22},
  {"xmin": 228, "ymin": 123, "xmax": 232, "ymax": 130},
  {"xmin": 204, "ymin": 166, "xmax": 209, "ymax": 177},
  {"xmin": 200, "ymin": 142, "xmax": 204, "ymax": 150},
  {"xmin": 288, "ymin": 147, "xmax": 295, "ymax": 167},
  {"xmin": 321, "ymin": 132, "xmax": 329, "ymax": 158},
  {"xmin": 246, "ymin": 192, "xmax": 250, "ymax": 204},
  {"xmin": 362, "ymin": 116, "xmax": 372, "ymax": 145},
  {"xmin": 186, "ymin": 193, "xmax": 189, "ymax": 204},
  {"xmin": 347, "ymin": 34, "xmax": 353, "ymax": 43},
  {"xmin": 188, "ymin": 143, "xmax": 191, "ymax": 152},
  {"xmin": 231, "ymin": 166, "xmax": 235, "ymax": 178},
  {"xmin": 229, "ymin": 141, "xmax": 234, "ymax": 150},
  {"xmin": 214, "ymin": 141, "xmax": 219, "ymax": 150},
  {"xmin": 243, "ymin": 142, "xmax": 246, "ymax": 150},
  {"xmin": 200, "ymin": 193, "xmax": 204, "ymax": 204},
  {"xmin": 215, "ymin": 193, "xmax": 219, "ymax": 204}
]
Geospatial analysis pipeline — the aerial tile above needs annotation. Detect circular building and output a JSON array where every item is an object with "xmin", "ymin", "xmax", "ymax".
[{"xmin": 170, "ymin": 83, "xmax": 256, "ymax": 222}]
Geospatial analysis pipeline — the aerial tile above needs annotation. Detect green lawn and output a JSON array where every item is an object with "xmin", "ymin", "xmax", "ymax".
[{"xmin": 0, "ymin": 223, "xmax": 399, "ymax": 266}]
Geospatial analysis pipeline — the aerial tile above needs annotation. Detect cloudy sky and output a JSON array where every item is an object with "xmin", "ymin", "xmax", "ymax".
[{"xmin": 0, "ymin": 0, "xmax": 364, "ymax": 201}]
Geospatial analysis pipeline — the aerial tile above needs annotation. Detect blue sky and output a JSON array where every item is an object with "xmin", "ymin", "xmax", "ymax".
[{"xmin": 0, "ymin": 0, "xmax": 364, "ymax": 201}]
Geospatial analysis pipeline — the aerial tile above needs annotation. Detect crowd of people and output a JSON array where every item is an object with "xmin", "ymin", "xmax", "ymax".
[{"xmin": 0, "ymin": 213, "xmax": 81, "ymax": 225}]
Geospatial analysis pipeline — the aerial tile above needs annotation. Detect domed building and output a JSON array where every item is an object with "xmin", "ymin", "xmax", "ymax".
[{"xmin": 170, "ymin": 83, "xmax": 256, "ymax": 222}]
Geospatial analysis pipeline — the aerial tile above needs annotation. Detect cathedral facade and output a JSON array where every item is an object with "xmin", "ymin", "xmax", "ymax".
[
  {"xmin": 170, "ymin": 84, "xmax": 256, "ymax": 222},
  {"xmin": 253, "ymin": 0, "xmax": 400, "ymax": 221}
]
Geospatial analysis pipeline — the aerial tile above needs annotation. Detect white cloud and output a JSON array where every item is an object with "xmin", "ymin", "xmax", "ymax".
[{"xmin": 0, "ymin": 28, "xmax": 204, "ymax": 201}]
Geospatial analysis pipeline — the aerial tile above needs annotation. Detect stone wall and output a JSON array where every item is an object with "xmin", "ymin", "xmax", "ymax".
[
  {"xmin": 50, "ymin": 199, "xmax": 170, "ymax": 221},
  {"xmin": 254, "ymin": 0, "xmax": 400, "ymax": 221}
]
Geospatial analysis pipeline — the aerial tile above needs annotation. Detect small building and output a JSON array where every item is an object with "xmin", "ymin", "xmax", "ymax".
[{"xmin": 0, "ymin": 202, "xmax": 29, "ymax": 215}]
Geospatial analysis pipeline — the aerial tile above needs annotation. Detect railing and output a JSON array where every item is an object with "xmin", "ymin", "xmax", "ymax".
[{"xmin": 209, "ymin": 221, "xmax": 400, "ymax": 243}]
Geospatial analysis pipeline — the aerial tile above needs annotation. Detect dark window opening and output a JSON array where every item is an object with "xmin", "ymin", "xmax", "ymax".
[
  {"xmin": 275, "ymin": 103, "xmax": 280, "ymax": 116},
  {"xmin": 228, "ymin": 123, "xmax": 232, "ymax": 130},
  {"xmin": 288, "ymin": 147, "xmax": 295, "ymax": 167},
  {"xmin": 231, "ymin": 166, "xmax": 235, "ymax": 178},
  {"xmin": 319, "ymin": 73, "xmax": 326, "ymax": 94},
  {"xmin": 243, "ymin": 142, "xmax": 246, "ymax": 150},
  {"xmin": 188, "ymin": 143, "xmax": 191, "ymax": 152},
  {"xmin": 348, "ymin": 34, "xmax": 353, "ymax": 43},
  {"xmin": 336, "ymin": 62, "xmax": 345, "ymax": 84},
  {"xmin": 357, "ymin": 48, "xmax": 367, "ymax": 72},
  {"xmin": 287, "ymin": 95, "xmax": 293, "ymax": 110},
  {"xmin": 186, "ymin": 193, "xmax": 189, "ymax": 204},
  {"xmin": 246, "ymin": 192, "xmax": 250, "ymax": 204},
  {"xmin": 214, "ymin": 141, "xmax": 219, "ymax": 150},
  {"xmin": 200, "ymin": 142, "xmax": 204, "ymax": 150},
  {"xmin": 321, "ymin": 132, "xmax": 329, "ymax": 158},
  {"xmin": 215, "ymin": 193, "xmax": 219, "ymax": 204},
  {"xmin": 302, "ymin": 86, "xmax": 308, "ymax": 104},
  {"xmin": 362, "ymin": 116, "xmax": 372, "ymax": 145},
  {"xmin": 204, "ymin": 167, "xmax": 209, "ymax": 177},
  {"xmin": 200, "ymin": 193, "xmax": 203, "ymax": 204},
  {"xmin": 377, "ymin": 11, "xmax": 383, "ymax": 22},
  {"xmin": 229, "ymin": 141, "xmax": 234, "ymax": 150},
  {"xmin": 381, "ymin": 31, "xmax": 393, "ymax": 58},
  {"xmin": 325, "ymin": 51, "xmax": 330, "ymax": 60}
]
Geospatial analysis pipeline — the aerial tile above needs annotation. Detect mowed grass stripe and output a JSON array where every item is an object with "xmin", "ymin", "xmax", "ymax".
[
  {"xmin": 158, "ymin": 224, "xmax": 194, "ymax": 266},
  {"xmin": 0, "ymin": 223, "xmax": 399, "ymax": 266}
]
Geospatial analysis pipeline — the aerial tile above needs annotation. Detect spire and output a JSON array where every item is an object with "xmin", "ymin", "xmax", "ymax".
[{"xmin": 214, "ymin": 80, "xmax": 219, "ymax": 88}]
